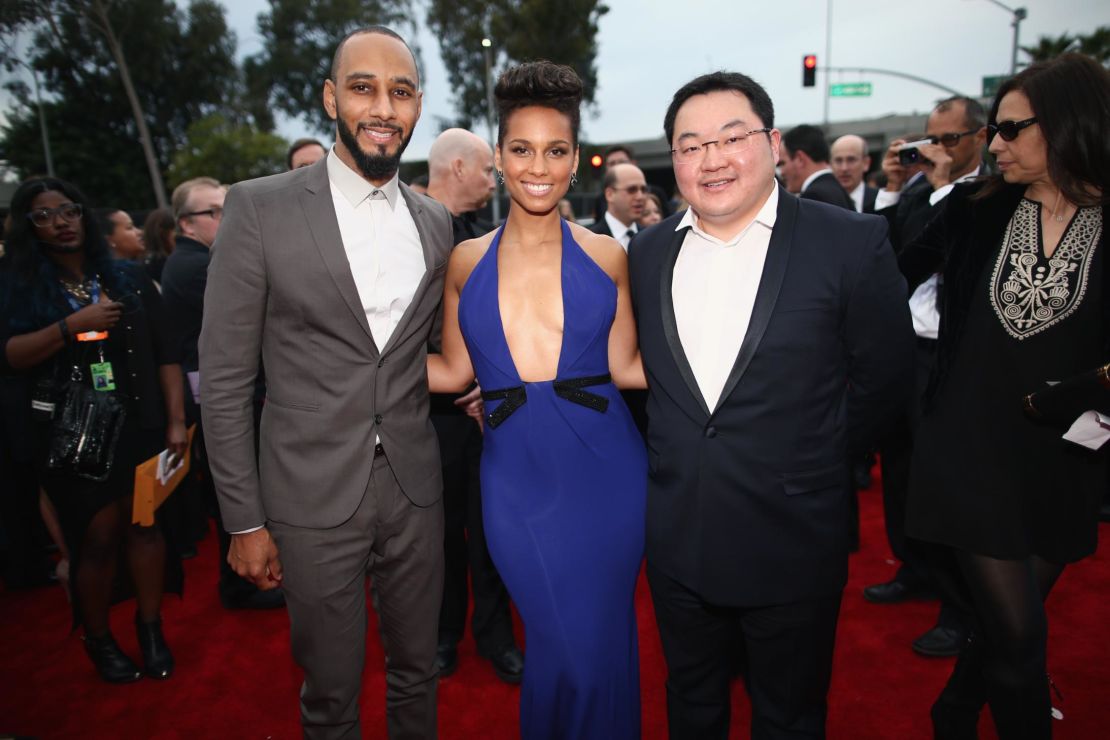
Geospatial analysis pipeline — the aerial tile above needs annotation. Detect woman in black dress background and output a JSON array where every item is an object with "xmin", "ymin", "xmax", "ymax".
[
  {"xmin": 1, "ymin": 177, "xmax": 187, "ymax": 683},
  {"xmin": 901, "ymin": 54, "xmax": 1109, "ymax": 739}
]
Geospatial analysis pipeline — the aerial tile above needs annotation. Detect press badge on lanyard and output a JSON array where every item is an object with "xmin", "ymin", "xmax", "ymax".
[{"xmin": 65, "ymin": 278, "xmax": 115, "ymax": 391}]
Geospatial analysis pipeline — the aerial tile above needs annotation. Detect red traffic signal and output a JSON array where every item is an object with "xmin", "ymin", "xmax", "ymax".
[
  {"xmin": 590, "ymin": 154, "xmax": 604, "ymax": 168},
  {"xmin": 803, "ymin": 55, "xmax": 817, "ymax": 87}
]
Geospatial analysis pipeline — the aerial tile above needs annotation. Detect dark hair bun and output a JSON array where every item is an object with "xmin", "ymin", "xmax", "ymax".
[
  {"xmin": 494, "ymin": 61, "xmax": 583, "ymax": 107},
  {"xmin": 494, "ymin": 61, "xmax": 583, "ymax": 145}
]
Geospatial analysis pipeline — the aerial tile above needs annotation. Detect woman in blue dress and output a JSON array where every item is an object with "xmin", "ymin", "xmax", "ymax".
[{"xmin": 428, "ymin": 61, "xmax": 648, "ymax": 739}]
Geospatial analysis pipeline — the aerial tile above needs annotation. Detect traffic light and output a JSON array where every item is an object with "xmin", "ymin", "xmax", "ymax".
[
  {"xmin": 803, "ymin": 54, "xmax": 817, "ymax": 87},
  {"xmin": 590, "ymin": 154, "xmax": 603, "ymax": 169}
]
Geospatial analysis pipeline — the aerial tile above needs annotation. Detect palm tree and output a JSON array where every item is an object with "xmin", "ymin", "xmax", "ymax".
[{"xmin": 1020, "ymin": 33, "xmax": 1076, "ymax": 63}]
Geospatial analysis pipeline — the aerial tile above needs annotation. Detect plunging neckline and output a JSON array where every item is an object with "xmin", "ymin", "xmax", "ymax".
[{"xmin": 492, "ymin": 220, "xmax": 568, "ymax": 384}]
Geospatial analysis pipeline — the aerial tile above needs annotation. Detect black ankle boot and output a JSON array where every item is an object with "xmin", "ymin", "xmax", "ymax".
[
  {"xmin": 931, "ymin": 634, "xmax": 984, "ymax": 740},
  {"xmin": 83, "ymin": 633, "xmax": 143, "ymax": 684},
  {"xmin": 135, "ymin": 615, "xmax": 174, "ymax": 679}
]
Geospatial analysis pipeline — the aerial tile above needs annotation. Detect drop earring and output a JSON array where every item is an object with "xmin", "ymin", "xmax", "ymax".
[
  {"xmin": 496, "ymin": 170, "xmax": 504, "ymax": 185},
  {"xmin": 570, "ymin": 172, "xmax": 578, "ymax": 188}
]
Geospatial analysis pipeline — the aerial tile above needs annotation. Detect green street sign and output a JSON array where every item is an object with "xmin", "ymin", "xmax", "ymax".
[
  {"xmin": 829, "ymin": 82, "xmax": 872, "ymax": 97},
  {"xmin": 982, "ymin": 75, "xmax": 1009, "ymax": 98}
]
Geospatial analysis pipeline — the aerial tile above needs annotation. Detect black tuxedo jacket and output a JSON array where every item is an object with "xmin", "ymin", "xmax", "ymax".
[
  {"xmin": 160, "ymin": 236, "xmax": 211, "ymax": 373},
  {"xmin": 588, "ymin": 215, "xmax": 638, "ymax": 240},
  {"xmin": 877, "ymin": 175, "xmax": 935, "ymax": 252},
  {"xmin": 628, "ymin": 189, "xmax": 913, "ymax": 606},
  {"xmin": 801, "ymin": 171, "xmax": 855, "ymax": 211}
]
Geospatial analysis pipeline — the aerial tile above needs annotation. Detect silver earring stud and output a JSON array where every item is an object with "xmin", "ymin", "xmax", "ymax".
[{"xmin": 496, "ymin": 170, "xmax": 504, "ymax": 185}]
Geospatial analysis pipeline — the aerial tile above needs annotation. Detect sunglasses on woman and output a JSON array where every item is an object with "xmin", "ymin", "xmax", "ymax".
[{"xmin": 987, "ymin": 117, "xmax": 1038, "ymax": 143}]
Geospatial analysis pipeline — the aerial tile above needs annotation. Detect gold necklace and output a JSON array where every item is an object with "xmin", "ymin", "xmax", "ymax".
[{"xmin": 59, "ymin": 276, "xmax": 92, "ymax": 304}]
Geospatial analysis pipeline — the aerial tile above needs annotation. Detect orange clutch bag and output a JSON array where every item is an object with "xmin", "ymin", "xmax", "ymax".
[{"xmin": 132, "ymin": 424, "xmax": 196, "ymax": 526}]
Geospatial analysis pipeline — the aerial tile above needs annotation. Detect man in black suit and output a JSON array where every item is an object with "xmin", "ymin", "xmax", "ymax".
[
  {"xmin": 867, "ymin": 96, "xmax": 988, "ymax": 658},
  {"xmin": 778, "ymin": 124, "xmax": 855, "ymax": 210},
  {"xmin": 831, "ymin": 134, "xmax": 879, "ymax": 213},
  {"xmin": 423, "ymin": 128, "xmax": 523, "ymax": 684},
  {"xmin": 160, "ymin": 177, "xmax": 283, "ymax": 611},
  {"xmin": 629, "ymin": 71, "xmax": 913, "ymax": 739},
  {"xmin": 591, "ymin": 145, "xmax": 672, "ymax": 223},
  {"xmin": 588, "ymin": 162, "xmax": 647, "ymax": 249}
]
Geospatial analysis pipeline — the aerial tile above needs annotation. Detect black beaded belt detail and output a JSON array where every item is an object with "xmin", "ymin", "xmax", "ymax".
[{"xmin": 481, "ymin": 373, "xmax": 611, "ymax": 429}]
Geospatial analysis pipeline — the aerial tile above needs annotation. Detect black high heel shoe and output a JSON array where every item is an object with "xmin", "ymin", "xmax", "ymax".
[
  {"xmin": 83, "ymin": 633, "xmax": 143, "ymax": 684},
  {"xmin": 135, "ymin": 615, "xmax": 174, "ymax": 679}
]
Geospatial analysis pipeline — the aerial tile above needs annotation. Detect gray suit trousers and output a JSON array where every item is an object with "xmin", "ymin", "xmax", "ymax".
[{"xmin": 270, "ymin": 452, "xmax": 445, "ymax": 740}]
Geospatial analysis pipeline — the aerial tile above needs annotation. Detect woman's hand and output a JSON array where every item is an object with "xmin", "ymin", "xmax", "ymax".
[
  {"xmin": 165, "ymin": 419, "xmax": 188, "ymax": 465},
  {"xmin": 68, "ymin": 298, "xmax": 121, "ymax": 334}
]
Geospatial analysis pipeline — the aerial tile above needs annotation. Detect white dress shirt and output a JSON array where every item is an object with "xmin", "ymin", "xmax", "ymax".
[
  {"xmin": 907, "ymin": 165, "xmax": 981, "ymax": 339},
  {"xmin": 604, "ymin": 210, "xmax": 637, "ymax": 250},
  {"xmin": 672, "ymin": 184, "xmax": 778, "ymax": 411},
  {"xmin": 849, "ymin": 181, "xmax": 866, "ymax": 213},
  {"xmin": 327, "ymin": 149, "xmax": 426, "ymax": 350}
]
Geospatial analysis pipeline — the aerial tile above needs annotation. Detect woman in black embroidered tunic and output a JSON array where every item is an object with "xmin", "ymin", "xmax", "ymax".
[
  {"xmin": 0, "ymin": 178, "xmax": 187, "ymax": 684},
  {"xmin": 900, "ymin": 54, "xmax": 1110, "ymax": 739}
]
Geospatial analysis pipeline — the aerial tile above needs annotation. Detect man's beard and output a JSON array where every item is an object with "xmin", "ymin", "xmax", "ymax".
[{"xmin": 335, "ymin": 114, "xmax": 411, "ymax": 182}]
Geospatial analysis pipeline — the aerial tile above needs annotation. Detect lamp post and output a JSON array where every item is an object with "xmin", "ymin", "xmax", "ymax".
[
  {"xmin": 481, "ymin": 37, "xmax": 501, "ymax": 223},
  {"xmin": 981, "ymin": 0, "xmax": 1028, "ymax": 75},
  {"xmin": 10, "ymin": 58, "xmax": 55, "ymax": 177}
]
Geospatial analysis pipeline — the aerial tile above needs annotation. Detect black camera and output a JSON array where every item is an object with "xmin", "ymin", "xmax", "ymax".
[{"xmin": 898, "ymin": 138, "xmax": 934, "ymax": 167}]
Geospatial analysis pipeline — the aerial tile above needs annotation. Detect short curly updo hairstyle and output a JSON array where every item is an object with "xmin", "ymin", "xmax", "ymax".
[{"xmin": 494, "ymin": 61, "xmax": 584, "ymax": 147}]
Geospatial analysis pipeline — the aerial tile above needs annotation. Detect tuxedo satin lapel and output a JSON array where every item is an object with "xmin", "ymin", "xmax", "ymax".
[
  {"xmin": 380, "ymin": 184, "xmax": 444, "ymax": 356},
  {"xmin": 300, "ymin": 166, "xmax": 378, "ymax": 355},
  {"xmin": 713, "ymin": 188, "xmax": 797, "ymax": 414},
  {"xmin": 660, "ymin": 224, "xmax": 711, "ymax": 418}
]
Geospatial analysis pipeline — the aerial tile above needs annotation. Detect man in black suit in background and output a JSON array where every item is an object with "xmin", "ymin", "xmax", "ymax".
[
  {"xmin": 866, "ymin": 95, "xmax": 988, "ymax": 658},
  {"xmin": 589, "ymin": 162, "xmax": 648, "ymax": 249},
  {"xmin": 423, "ymin": 127, "xmax": 523, "ymax": 684},
  {"xmin": 160, "ymin": 177, "xmax": 283, "ymax": 611},
  {"xmin": 629, "ymin": 71, "xmax": 912, "ymax": 739},
  {"xmin": 831, "ymin": 134, "xmax": 879, "ymax": 213},
  {"xmin": 778, "ymin": 124, "xmax": 855, "ymax": 210}
]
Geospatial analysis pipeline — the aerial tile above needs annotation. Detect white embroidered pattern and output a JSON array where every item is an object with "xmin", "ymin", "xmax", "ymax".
[{"xmin": 990, "ymin": 199, "xmax": 1102, "ymax": 340}]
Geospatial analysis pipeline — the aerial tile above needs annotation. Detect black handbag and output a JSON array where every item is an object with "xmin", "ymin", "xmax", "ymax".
[{"xmin": 45, "ymin": 358, "xmax": 127, "ymax": 482}]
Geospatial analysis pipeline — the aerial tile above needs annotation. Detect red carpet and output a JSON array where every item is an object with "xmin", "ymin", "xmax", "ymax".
[{"xmin": 2, "ymin": 474, "xmax": 1108, "ymax": 739}]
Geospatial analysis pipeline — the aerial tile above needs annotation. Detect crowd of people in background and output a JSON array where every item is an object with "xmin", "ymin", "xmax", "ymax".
[{"xmin": 1, "ymin": 25, "xmax": 1108, "ymax": 740}]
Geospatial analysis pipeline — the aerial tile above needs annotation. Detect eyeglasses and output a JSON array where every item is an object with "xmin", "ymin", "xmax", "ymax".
[
  {"xmin": 671, "ymin": 128, "xmax": 772, "ymax": 163},
  {"xmin": 987, "ymin": 117, "xmax": 1038, "ymax": 143},
  {"xmin": 615, "ymin": 185, "xmax": 650, "ymax": 195},
  {"xmin": 27, "ymin": 203, "xmax": 83, "ymax": 227},
  {"xmin": 932, "ymin": 128, "xmax": 982, "ymax": 147},
  {"xmin": 182, "ymin": 207, "xmax": 223, "ymax": 220}
]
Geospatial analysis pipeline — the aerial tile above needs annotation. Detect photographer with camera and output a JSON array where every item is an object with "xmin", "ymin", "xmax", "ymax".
[{"xmin": 867, "ymin": 96, "xmax": 987, "ymax": 660}]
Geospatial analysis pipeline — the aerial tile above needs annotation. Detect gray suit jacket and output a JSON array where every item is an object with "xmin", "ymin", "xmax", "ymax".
[{"xmin": 199, "ymin": 159, "xmax": 454, "ymax": 532}]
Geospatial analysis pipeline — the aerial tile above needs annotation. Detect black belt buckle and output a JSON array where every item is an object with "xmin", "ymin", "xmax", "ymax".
[{"xmin": 374, "ymin": 442, "xmax": 386, "ymax": 458}]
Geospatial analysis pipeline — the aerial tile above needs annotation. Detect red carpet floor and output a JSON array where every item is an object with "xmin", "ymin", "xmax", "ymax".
[{"xmin": 2, "ymin": 475, "xmax": 1108, "ymax": 739}]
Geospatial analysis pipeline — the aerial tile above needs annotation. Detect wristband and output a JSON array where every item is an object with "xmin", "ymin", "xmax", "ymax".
[{"xmin": 57, "ymin": 318, "xmax": 73, "ymax": 344}]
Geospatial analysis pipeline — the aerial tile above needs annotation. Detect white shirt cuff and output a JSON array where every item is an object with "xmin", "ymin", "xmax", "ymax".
[
  {"xmin": 230, "ymin": 525, "xmax": 265, "ymax": 535},
  {"xmin": 928, "ymin": 183, "xmax": 956, "ymax": 207},
  {"xmin": 874, "ymin": 189, "xmax": 900, "ymax": 211},
  {"xmin": 1063, "ymin": 411, "xmax": 1110, "ymax": 450}
]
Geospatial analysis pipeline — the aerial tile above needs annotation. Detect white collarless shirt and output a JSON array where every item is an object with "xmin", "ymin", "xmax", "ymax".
[
  {"xmin": 672, "ymin": 183, "xmax": 778, "ymax": 411},
  {"xmin": 326, "ymin": 149, "xmax": 426, "ymax": 350},
  {"xmin": 849, "ymin": 181, "xmax": 866, "ymax": 213}
]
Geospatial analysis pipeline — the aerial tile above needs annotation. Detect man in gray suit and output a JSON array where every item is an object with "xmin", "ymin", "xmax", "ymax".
[{"xmin": 199, "ymin": 26, "xmax": 453, "ymax": 739}]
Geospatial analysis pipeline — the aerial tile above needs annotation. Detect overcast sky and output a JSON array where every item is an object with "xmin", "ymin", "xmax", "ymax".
[
  {"xmin": 219, "ymin": 0, "xmax": 1108, "ymax": 161},
  {"xmin": 4, "ymin": 0, "xmax": 1108, "ymax": 170}
]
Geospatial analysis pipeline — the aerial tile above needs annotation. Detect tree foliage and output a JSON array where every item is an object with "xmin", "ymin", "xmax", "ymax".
[
  {"xmin": 1021, "ymin": 26, "xmax": 1110, "ymax": 66},
  {"xmin": 168, "ymin": 114, "xmax": 288, "ymax": 187},
  {"xmin": 426, "ymin": 0, "xmax": 609, "ymax": 130},
  {"xmin": 244, "ymin": 0, "xmax": 417, "ymax": 135},
  {"xmin": 0, "ymin": 0, "xmax": 255, "ymax": 208}
]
